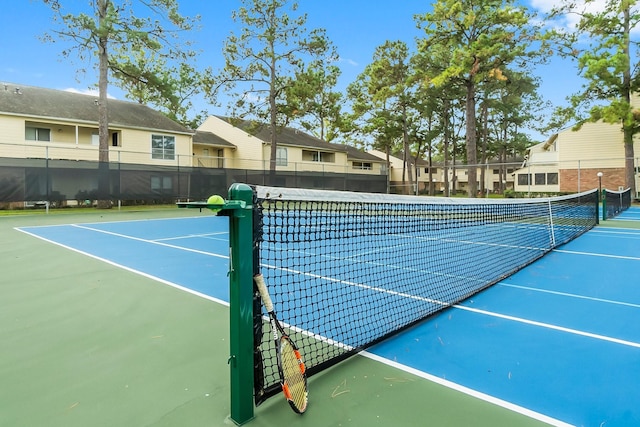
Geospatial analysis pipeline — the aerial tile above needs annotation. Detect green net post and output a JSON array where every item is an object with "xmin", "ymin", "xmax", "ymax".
[
  {"xmin": 601, "ymin": 188, "xmax": 606, "ymax": 222},
  {"xmin": 227, "ymin": 183, "xmax": 255, "ymax": 425}
]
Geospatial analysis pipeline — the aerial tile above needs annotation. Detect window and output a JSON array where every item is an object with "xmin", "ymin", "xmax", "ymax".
[
  {"xmin": 276, "ymin": 147, "xmax": 288, "ymax": 166},
  {"xmin": 535, "ymin": 173, "xmax": 546, "ymax": 185},
  {"xmin": 151, "ymin": 176, "xmax": 172, "ymax": 192},
  {"xmin": 493, "ymin": 169, "xmax": 500, "ymax": 175},
  {"xmin": 352, "ymin": 161, "xmax": 372, "ymax": 170},
  {"xmin": 151, "ymin": 135, "xmax": 175, "ymax": 160},
  {"xmin": 25, "ymin": 126, "xmax": 51, "ymax": 141},
  {"xmin": 112, "ymin": 132, "xmax": 120, "ymax": 147},
  {"xmin": 302, "ymin": 150, "xmax": 335, "ymax": 163},
  {"xmin": 518, "ymin": 174, "xmax": 531, "ymax": 185},
  {"xmin": 217, "ymin": 149, "xmax": 224, "ymax": 168},
  {"xmin": 547, "ymin": 173, "xmax": 558, "ymax": 185}
]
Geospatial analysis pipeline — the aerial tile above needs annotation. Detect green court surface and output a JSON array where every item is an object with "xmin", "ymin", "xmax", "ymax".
[{"xmin": 2, "ymin": 206, "xmax": 634, "ymax": 427}]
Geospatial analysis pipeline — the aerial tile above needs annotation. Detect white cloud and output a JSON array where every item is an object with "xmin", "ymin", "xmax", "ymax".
[
  {"xmin": 529, "ymin": 0, "xmax": 638, "ymax": 33},
  {"xmin": 529, "ymin": 0, "xmax": 608, "ymax": 15},
  {"xmin": 338, "ymin": 57, "xmax": 358, "ymax": 67}
]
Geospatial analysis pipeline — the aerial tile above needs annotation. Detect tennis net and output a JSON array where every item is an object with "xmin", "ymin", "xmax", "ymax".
[
  {"xmin": 251, "ymin": 186, "xmax": 598, "ymax": 405},
  {"xmin": 604, "ymin": 188, "xmax": 631, "ymax": 219}
]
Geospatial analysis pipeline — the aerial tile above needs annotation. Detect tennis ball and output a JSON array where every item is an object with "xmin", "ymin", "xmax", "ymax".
[{"xmin": 206, "ymin": 194, "xmax": 225, "ymax": 213}]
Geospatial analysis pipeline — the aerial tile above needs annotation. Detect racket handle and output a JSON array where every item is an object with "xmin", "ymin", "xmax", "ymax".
[{"xmin": 254, "ymin": 274, "xmax": 275, "ymax": 313}]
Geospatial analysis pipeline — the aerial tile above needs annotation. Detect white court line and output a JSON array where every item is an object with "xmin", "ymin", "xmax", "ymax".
[
  {"xmin": 16, "ymin": 214, "xmax": 214, "ymax": 229},
  {"xmin": 70, "ymin": 224, "xmax": 228, "ymax": 259},
  {"xmin": 361, "ymin": 351, "xmax": 575, "ymax": 427},
  {"xmin": 23, "ymin": 223, "xmax": 640, "ymax": 350},
  {"xmin": 610, "ymin": 216, "xmax": 640, "ymax": 221},
  {"xmin": 454, "ymin": 304, "xmax": 640, "ymax": 348},
  {"xmin": 259, "ymin": 261, "xmax": 640, "ymax": 348},
  {"xmin": 595, "ymin": 226, "xmax": 640, "ymax": 232},
  {"xmin": 14, "ymin": 227, "xmax": 229, "ymax": 307},
  {"xmin": 154, "ymin": 231, "xmax": 228, "ymax": 242},
  {"xmin": 553, "ymin": 249, "xmax": 640, "ymax": 261},
  {"xmin": 499, "ymin": 283, "xmax": 640, "ymax": 309},
  {"xmin": 591, "ymin": 229, "xmax": 640, "ymax": 237},
  {"xmin": 19, "ymin": 222, "xmax": 630, "ymax": 426}
]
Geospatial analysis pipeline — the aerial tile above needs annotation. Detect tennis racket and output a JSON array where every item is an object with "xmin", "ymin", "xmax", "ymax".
[{"xmin": 254, "ymin": 274, "xmax": 308, "ymax": 414}]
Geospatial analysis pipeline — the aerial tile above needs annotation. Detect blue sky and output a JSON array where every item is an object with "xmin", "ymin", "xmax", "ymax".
[{"xmin": 1, "ymin": 0, "xmax": 588, "ymax": 141}]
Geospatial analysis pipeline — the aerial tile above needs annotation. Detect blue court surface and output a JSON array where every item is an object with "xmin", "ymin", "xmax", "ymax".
[{"xmin": 17, "ymin": 207, "xmax": 640, "ymax": 427}]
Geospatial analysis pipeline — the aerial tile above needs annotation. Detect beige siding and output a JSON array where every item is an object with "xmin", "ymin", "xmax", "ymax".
[
  {"xmin": 514, "ymin": 119, "xmax": 640, "ymax": 193},
  {"xmin": 0, "ymin": 113, "xmax": 192, "ymax": 166},
  {"xmin": 193, "ymin": 146, "xmax": 230, "ymax": 168},
  {"xmin": 368, "ymin": 149, "xmax": 404, "ymax": 182},
  {"xmin": 348, "ymin": 159, "xmax": 384, "ymax": 175},
  {"xmin": 557, "ymin": 121, "xmax": 640, "ymax": 192},
  {"xmin": 198, "ymin": 116, "xmax": 265, "ymax": 169},
  {"xmin": 513, "ymin": 140, "xmax": 560, "ymax": 192},
  {"xmin": 557, "ymin": 122, "xmax": 627, "ymax": 169},
  {"xmin": 198, "ymin": 116, "xmax": 379, "ymax": 174}
]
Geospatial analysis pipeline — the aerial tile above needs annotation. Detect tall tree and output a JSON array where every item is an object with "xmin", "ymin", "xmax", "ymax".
[
  {"xmin": 43, "ymin": 0, "xmax": 197, "ymax": 206},
  {"xmin": 549, "ymin": 0, "xmax": 640, "ymax": 195},
  {"xmin": 348, "ymin": 41, "xmax": 418, "ymax": 193},
  {"xmin": 477, "ymin": 69, "xmax": 540, "ymax": 194},
  {"xmin": 416, "ymin": 0, "xmax": 543, "ymax": 196},
  {"xmin": 209, "ymin": 0, "xmax": 333, "ymax": 176},
  {"xmin": 284, "ymin": 60, "xmax": 343, "ymax": 142},
  {"xmin": 111, "ymin": 49, "xmax": 206, "ymax": 128},
  {"xmin": 414, "ymin": 39, "xmax": 467, "ymax": 196},
  {"xmin": 347, "ymin": 75, "xmax": 403, "ymax": 193}
]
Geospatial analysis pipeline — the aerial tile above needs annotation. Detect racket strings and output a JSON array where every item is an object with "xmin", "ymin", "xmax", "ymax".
[{"xmin": 280, "ymin": 339, "xmax": 308, "ymax": 412}]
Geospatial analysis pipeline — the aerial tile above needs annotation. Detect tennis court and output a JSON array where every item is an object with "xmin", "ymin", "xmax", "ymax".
[{"xmin": 3, "ymin": 203, "xmax": 640, "ymax": 426}]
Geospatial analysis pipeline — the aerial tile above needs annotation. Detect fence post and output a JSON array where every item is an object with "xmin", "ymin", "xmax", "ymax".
[
  {"xmin": 227, "ymin": 183, "xmax": 255, "ymax": 425},
  {"xmin": 577, "ymin": 160, "xmax": 581, "ymax": 193}
]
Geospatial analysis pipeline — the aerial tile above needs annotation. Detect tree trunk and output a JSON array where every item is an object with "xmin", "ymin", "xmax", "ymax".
[
  {"xmin": 621, "ymin": 4, "xmax": 636, "ymax": 196},
  {"xmin": 465, "ymin": 79, "xmax": 478, "ymax": 197},
  {"xmin": 624, "ymin": 130, "xmax": 635, "ymax": 194},
  {"xmin": 402, "ymin": 109, "xmax": 414, "ymax": 195},
  {"xmin": 385, "ymin": 143, "xmax": 391, "ymax": 194},
  {"xmin": 267, "ymin": 5, "xmax": 278, "ymax": 186},
  {"xmin": 97, "ymin": 0, "xmax": 111, "ymax": 209},
  {"xmin": 479, "ymin": 100, "xmax": 489, "ymax": 197},
  {"xmin": 268, "ymin": 53, "xmax": 278, "ymax": 185},
  {"xmin": 443, "ymin": 99, "xmax": 450, "ymax": 197}
]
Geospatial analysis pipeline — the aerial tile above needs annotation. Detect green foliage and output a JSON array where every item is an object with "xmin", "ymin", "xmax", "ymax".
[
  {"xmin": 283, "ymin": 54, "xmax": 343, "ymax": 142},
  {"xmin": 111, "ymin": 50, "xmax": 206, "ymax": 128},
  {"xmin": 415, "ymin": 0, "xmax": 546, "ymax": 196},
  {"xmin": 206, "ymin": 0, "xmax": 335, "ymax": 172},
  {"xmin": 346, "ymin": 40, "xmax": 414, "ymax": 153},
  {"xmin": 547, "ymin": 0, "xmax": 639, "ymax": 192},
  {"xmin": 208, "ymin": 0, "xmax": 332, "ymax": 122},
  {"xmin": 42, "ymin": 0, "xmax": 199, "ymax": 125},
  {"xmin": 43, "ymin": 0, "xmax": 197, "ymax": 73}
]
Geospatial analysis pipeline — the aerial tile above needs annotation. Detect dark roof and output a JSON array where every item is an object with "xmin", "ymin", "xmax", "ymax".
[
  {"xmin": 332, "ymin": 144, "xmax": 384, "ymax": 163},
  {"xmin": 192, "ymin": 130, "xmax": 236, "ymax": 148},
  {"xmin": 0, "ymin": 83, "xmax": 190, "ymax": 134},
  {"xmin": 217, "ymin": 116, "xmax": 342, "ymax": 151},
  {"xmin": 388, "ymin": 151, "xmax": 430, "ymax": 166}
]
